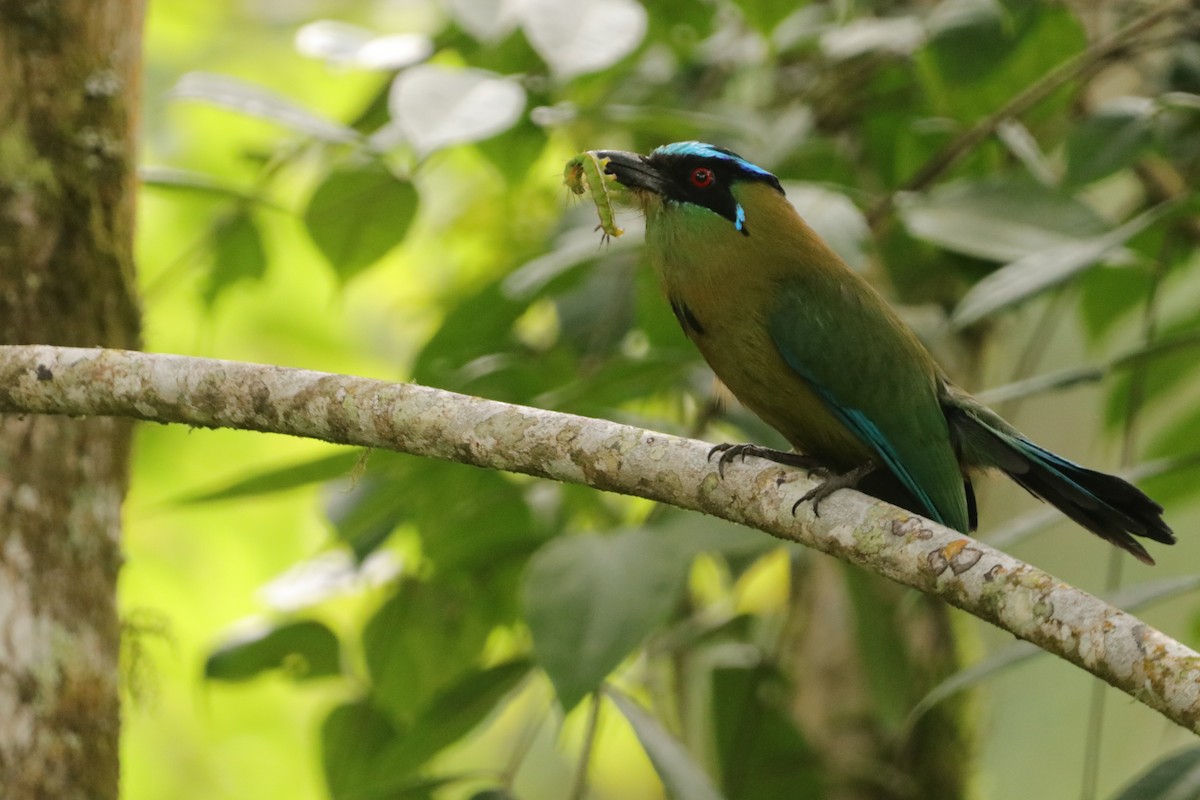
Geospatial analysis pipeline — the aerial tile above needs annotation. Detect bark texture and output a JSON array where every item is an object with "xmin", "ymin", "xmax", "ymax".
[
  {"xmin": 0, "ymin": 3, "xmax": 143, "ymax": 797},
  {"xmin": 1, "ymin": 346, "xmax": 1197, "ymax": 737}
]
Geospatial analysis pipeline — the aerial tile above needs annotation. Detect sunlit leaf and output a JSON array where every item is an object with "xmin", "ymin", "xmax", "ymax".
[
  {"xmin": 304, "ymin": 162, "xmax": 418, "ymax": 280},
  {"xmin": 172, "ymin": 72, "xmax": 360, "ymax": 143},
  {"xmin": 389, "ymin": 65, "xmax": 525, "ymax": 156},
  {"xmin": 520, "ymin": 0, "xmax": 648, "ymax": 79},
  {"xmin": 523, "ymin": 530, "xmax": 690, "ymax": 710},
  {"xmin": 951, "ymin": 203, "xmax": 1174, "ymax": 328},
  {"xmin": 447, "ymin": 0, "xmax": 522, "ymax": 42},
  {"xmin": 610, "ymin": 689, "xmax": 727, "ymax": 800},
  {"xmin": 205, "ymin": 619, "xmax": 341, "ymax": 681},
  {"xmin": 996, "ymin": 120, "xmax": 1056, "ymax": 185},
  {"xmin": 205, "ymin": 209, "xmax": 267, "ymax": 306},
  {"xmin": 820, "ymin": 16, "xmax": 925, "ymax": 60},
  {"xmin": 296, "ymin": 21, "xmax": 433, "ymax": 69}
]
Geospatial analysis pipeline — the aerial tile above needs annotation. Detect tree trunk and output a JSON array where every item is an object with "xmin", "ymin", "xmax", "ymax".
[
  {"xmin": 0, "ymin": 3, "xmax": 144, "ymax": 797},
  {"xmin": 783, "ymin": 556, "xmax": 975, "ymax": 800}
]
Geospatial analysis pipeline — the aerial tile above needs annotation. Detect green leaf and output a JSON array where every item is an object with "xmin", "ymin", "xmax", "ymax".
[
  {"xmin": 950, "ymin": 203, "xmax": 1174, "ymax": 328},
  {"xmin": 553, "ymin": 257, "xmax": 637, "ymax": 356},
  {"xmin": 1109, "ymin": 745, "xmax": 1200, "ymax": 800},
  {"xmin": 304, "ymin": 163, "xmax": 418, "ymax": 281},
  {"xmin": 363, "ymin": 580, "xmax": 495, "ymax": 723},
  {"xmin": 205, "ymin": 210, "xmax": 267, "ymax": 306},
  {"xmin": 898, "ymin": 177, "xmax": 1109, "ymax": 262},
  {"xmin": 523, "ymin": 530, "xmax": 691, "ymax": 710},
  {"xmin": 326, "ymin": 475, "xmax": 409, "ymax": 561},
  {"xmin": 1064, "ymin": 99, "xmax": 1156, "ymax": 187},
  {"xmin": 173, "ymin": 72, "xmax": 360, "ymax": 143},
  {"xmin": 476, "ymin": 117, "xmax": 548, "ymax": 186},
  {"xmin": 841, "ymin": 566, "xmax": 918, "ymax": 729},
  {"xmin": 922, "ymin": 0, "xmax": 1010, "ymax": 85},
  {"xmin": 710, "ymin": 667, "xmax": 823, "ymax": 800},
  {"xmin": 404, "ymin": 463, "xmax": 543, "ymax": 572},
  {"xmin": 205, "ymin": 619, "xmax": 341, "ymax": 681},
  {"xmin": 140, "ymin": 166, "xmax": 262, "ymax": 204},
  {"xmin": 368, "ymin": 660, "xmax": 533, "ymax": 783},
  {"xmin": 918, "ymin": 3, "xmax": 1085, "ymax": 123},
  {"xmin": 181, "ymin": 450, "xmax": 362, "ymax": 503},
  {"xmin": 1078, "ymin": 265, "xmax": 1157, "ymax": 341},
  {"xmin": 323, "ymin": 701, "xmax": 397, "ymax": 800},
  {"xmin": 610, "ymin": 689, "xmax": 727, "ymax": 800},
  {"xmin": 1109, "ymin": 307, "xmax": 1200, "ymax": 435},
  {"xmin": 730, "ymin": 0, "xmax": 796, "ymax": 35}
]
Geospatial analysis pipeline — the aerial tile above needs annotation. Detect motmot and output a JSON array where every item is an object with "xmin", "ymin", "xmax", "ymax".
[{"xmin": 587, "ymin": 142, "xmax": 1174, "ymax": 564}]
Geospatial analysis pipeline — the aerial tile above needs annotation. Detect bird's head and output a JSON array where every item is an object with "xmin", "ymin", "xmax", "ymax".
[{"xmin": 594, "ymin": 142, "xmax": 784, "ymax": 237}]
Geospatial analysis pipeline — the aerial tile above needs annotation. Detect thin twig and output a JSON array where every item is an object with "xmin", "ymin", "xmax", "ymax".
[{"xmin": 867, "ymin": 1, "xmax": 1191, "ymax": 228}]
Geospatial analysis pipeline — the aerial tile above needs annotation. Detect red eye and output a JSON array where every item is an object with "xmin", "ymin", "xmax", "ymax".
[{"xmin": 690, "ymin": 167, "xmax": 715, "ymax": 188}]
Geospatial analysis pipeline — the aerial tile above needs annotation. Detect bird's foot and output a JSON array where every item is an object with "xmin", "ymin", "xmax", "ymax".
[
  {"xmin": 792, "ymin": 463, "xmax": 876, "ymax": 517},
  {"xmin": 707, "ymin": 443, "xmax": 826, "ymax": 479}
]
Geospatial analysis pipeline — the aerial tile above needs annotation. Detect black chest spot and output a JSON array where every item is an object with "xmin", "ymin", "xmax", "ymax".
[{"xmin": 670, "ymin": 297, "xmax": 707, "ymax": 337}]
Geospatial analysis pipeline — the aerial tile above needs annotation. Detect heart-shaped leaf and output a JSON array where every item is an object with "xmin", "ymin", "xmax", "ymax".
[
  {"xmin": 523, "ymin": 530, "xmax": 690, "ymax": 710},
  {"xmin": 304, "ymin": 163, "xmax": 418, "ymax": 280},
  {"xmin": 520, "ymin": 0, "xmax": 648, "ymax": 79},
  {"xmin": 389, "ymin": 65, "xmax": 525, "ymax": 156}
]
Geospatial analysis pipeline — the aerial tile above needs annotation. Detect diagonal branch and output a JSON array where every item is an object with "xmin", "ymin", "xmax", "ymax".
[
  {"xmin": 866, "ymin": 0, "xmax": 1195, "ymax": 228},
  {"xmin": 2, "ymin": 344, "xmax": 1198, "ymax": 731}
]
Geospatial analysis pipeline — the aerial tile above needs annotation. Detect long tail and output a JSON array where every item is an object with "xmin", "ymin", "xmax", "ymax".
[{"xmin": 948, "ymin": 405, "xmax": 1175, "ymax": 565}]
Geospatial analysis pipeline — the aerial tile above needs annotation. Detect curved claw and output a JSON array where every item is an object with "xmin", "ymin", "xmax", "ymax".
[
  {"xmin": 791, "ymin": 463, "xmax": 876, "ymax": 517},
  {"xmin": 708, "ymin": 443, "xmax": 828, "ymax": 480},
  {"xmin": 708, "ymin": 443, "xmax": 750, "ymax": 478}
]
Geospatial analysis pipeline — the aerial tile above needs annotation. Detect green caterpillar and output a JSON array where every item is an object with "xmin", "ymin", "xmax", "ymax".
[{"xmin": 563, "ymin": 151, "xmax": 624, "ymax": 240}]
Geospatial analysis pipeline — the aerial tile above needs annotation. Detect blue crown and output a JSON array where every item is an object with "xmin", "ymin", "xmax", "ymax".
[{"xmin": 652, "ymin": 141, "xmax": 777, "ymax": 183}]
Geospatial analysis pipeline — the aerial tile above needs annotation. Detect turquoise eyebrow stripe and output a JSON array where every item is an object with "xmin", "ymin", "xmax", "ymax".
[{"xmin": 652, "ymin": 141, "xmax": 777, "ymax": 182}]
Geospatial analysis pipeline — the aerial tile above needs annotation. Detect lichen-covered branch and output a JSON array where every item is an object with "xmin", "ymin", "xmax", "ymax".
[{"xmin": 2, "ymin": 344, "xmax": 1198, "ymax": 732}]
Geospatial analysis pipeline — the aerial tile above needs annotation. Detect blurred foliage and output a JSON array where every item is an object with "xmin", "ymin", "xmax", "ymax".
[{"xmin": 124, "ymin": 1, "xmax": 1200, "ymax": 799}]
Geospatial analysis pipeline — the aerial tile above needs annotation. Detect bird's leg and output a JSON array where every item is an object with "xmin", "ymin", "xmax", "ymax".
[
  {"xmin": 708, "ymin": 442, "xmax": 826, "ymax": 479},
  {"xmin": 792, "ymin": 463, "xmax": 876, "ymax": 516}
]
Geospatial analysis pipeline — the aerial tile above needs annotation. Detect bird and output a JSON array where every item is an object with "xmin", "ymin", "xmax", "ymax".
[{"xmin": 587, "ymin": 141, "xmax": 1174, "ymax": 564}]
